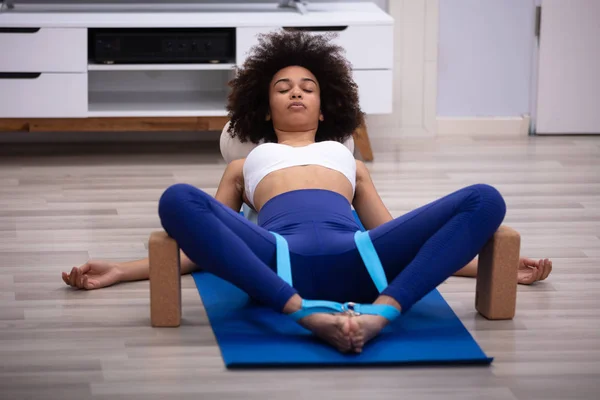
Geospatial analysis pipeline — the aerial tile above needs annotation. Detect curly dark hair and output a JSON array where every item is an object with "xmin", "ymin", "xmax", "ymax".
[{"xmin": 226, "ymin": 29, "xmax": 364, "ymax": 144}]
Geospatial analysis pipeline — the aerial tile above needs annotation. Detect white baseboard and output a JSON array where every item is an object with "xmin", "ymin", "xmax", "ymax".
[{"xmin": 436, "ymin": 115, "xmax": 531, "ymax": 136}]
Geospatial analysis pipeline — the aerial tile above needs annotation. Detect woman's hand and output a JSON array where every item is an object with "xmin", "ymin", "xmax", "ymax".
[
  {"xmin": 62, "ymin": 260, "xmax": 123, "ymax": 290},
  {"xmin": 518, "ymin": 257, "xmax": 553, "ymax": 285}
]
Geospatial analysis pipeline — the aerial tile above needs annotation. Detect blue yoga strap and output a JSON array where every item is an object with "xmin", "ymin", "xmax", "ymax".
[
  {"xmin": 270, "ymin": 231, "xmax": 400, "ymax": 321},
  {"xmin": 271, "ymin": 231, "xmax": 388, "ymax": 291},
  {"xmin": 354, "ymin": 230, "xmax": 388, "ymax": 293},
  {"xmin": 272, "ymin": 232, "xmax": 292, "ymax": 286}
]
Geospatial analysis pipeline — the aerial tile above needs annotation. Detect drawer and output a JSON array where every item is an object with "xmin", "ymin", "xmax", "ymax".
[
  {"xmin": 236, "ymin": 25, "xmax": 393, "ymax": 70},
  {"xmin": 353, "ymin": 69, "xmax": 392, "ymax": 114},
  {"xmin": 0, "ymin": 73, "xmax": 87, "ymax": 118},
  {"xmin": 0, "ymin": 28, "xmax": 87, "ymax": 72}
]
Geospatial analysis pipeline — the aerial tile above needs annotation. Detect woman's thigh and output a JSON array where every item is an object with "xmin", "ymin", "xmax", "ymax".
[
  {"xmin": 159, "ymin": 183, "xmax": 277, "ymax": 267},
  {"xmin": 286, "ymin": 187, "xmax": 482, "ymax": 303},
  {"xmin": 367, "ymin": 184, "xmax": 502, "ymax": 281}
]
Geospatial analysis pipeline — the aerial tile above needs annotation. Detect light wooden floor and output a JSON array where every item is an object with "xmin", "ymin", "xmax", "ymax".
[{"xmin": 0, "ymin": 134, "xmax": 599, "ymax": 400}]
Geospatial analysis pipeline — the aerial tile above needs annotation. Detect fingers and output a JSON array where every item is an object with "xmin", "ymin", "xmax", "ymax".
[
  {"xmin": 518, "ymin": 257, "xmax": 553, "ymax": 285},
  {"xmin": 535, "ymin": 261, "xmax": 544, "ymax": 281},
  {"xmin": 69, "ymin": 267, "xmax": 78, "ymax": 287},
  {"xmin": 82, "ymin": 275, "xmax": 89, "ymax": 289},
  {"xmin": 522, "ymin": 257, "xmax": 538, "ymax": 267},
  {"xmin": 63, "ymin": 267, "xmax": 101, "ymax": 290},
  {"xmin": 534, "ymin": 259, "xmax": 545, "ymax": 283},
  {"xmin": 83, "ymin": 276, "xmax": 98, "ymax": 290},
  {"xmin": 537, "ymin": 259, "xmax": 545, "ymax": 281},
  {"xmin": 531, "ymin": 260, "xmax": 547, "ymax": 282},
  {"xmin": 77, "ymin": 273, "xmax": 86, "ymax": 289},
  {"xmin": 527, "ymin": 266, "xmax": 542, "ymax": 284},
  {"xmin": 79, "ymin": 262, "xmax": 91, "ymax": 275},
  {"xmin": 63, "ymin": 265, "xmax": 90, "ymax": 289},
  {"xmin": 540, "ymin": 258, "xmax": 552, "ymax": 281},
  {"xmin": 518, "ymin": 270, "xmax": 535, "ymax": 285}
]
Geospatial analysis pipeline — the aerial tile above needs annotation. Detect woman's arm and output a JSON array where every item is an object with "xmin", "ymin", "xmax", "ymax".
[
  {"xmin": 352, "ymin": 160, "xmax": 394, "ymax": 230},
  {"xmin": 63, "ymin": 161, "xmax": 246, "ymax": 290},
  {"xmin": 125, "ymin": 160, "xmax": 245, "ymax": 279},
  {"xmin": 454, "ymin": 259, "xmax": 478, "ymax": 277},
  {"xmin": 215, "ymin": 158, "xmax": 245, "ymax": 212},
  {"xmin": 352, "ymin": 160, "xmax": 482, "ymax": 278},
  {"xmin": 454, "ymin": 257, "xmax": 553, "ymax": 284},
  {"xmin": 352, "ymin": 161, "xmax": 554, "ymax": 284},
  {"xmin": 118, "ymin": 250, "xmax": 198, "ymax": 282}
]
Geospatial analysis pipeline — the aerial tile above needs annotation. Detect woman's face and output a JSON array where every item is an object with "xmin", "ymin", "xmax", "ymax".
[{"xmin": 267, "ymin": 65, "xmax": 324, "ymax": 133}]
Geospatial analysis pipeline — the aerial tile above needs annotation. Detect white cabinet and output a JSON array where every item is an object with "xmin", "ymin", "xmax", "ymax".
[
  {"xmin": 0, "ymin": 2, "xmax": 393, "ymax": 119},
  {"xmin": 0, "ymin": 73, "xmax": 87, "ymax": 118},
  {"xmin": 0, "ymin": 27, "xmax": 87, "ymax": 117},
  {"xmin": 353, "ymin": 70, "xmax": 393, "ymax": 114},
  {"xmin": 0, "ymin": 28, "xmax": 87, "ymax": 72},
  {"xmin": 236, "ymin": 25, "xmax": 393, "ymax": 70}
]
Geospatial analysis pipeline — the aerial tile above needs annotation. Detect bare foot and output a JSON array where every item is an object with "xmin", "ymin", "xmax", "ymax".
[
  {"xmin": 349, "ymin": 314, "xmax": 388, "ymax": 353},
  {"xmin": 298, "ymin": 313, "xmax": 353, "ymax": 353}
]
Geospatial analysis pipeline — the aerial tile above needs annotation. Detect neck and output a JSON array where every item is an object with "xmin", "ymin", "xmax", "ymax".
[{"xmin": 274, "ymin": 127, "xmax": 317, "ymax": 146}]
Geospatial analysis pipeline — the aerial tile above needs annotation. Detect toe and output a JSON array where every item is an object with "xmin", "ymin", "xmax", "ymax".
[
  {"xmin": 340, "ymin": 315, "xmax": 351, "ymax": 336},
  {"xmin": 348, "ymin": 316, "xmax": 361, "ymax": 336},
  {"xmin": 342, "ymin": 317, "xmax": 353, "ymax": 348},
  {"xmin": 348, "ymin": 318, "xmax": 364, "ymax": 352},
  {"xmin": 353, "ymin": 338, "xmax": 364, "ymax": 353},
  {"xmin": 338, "ymin": 340, "xmax": 352, "ymax": 353},
  {"xmin": 336, "ymin": 315, "xmax": 351, "ymax": 343},
  {"xmin": 353, "ymin": 337, "xmax": 364, "ymax": 352}
]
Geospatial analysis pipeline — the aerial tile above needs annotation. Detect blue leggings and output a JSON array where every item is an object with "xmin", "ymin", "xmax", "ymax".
[{"xmin": 158, "ymin": 185, "xmax": 506, "ymax": 313}]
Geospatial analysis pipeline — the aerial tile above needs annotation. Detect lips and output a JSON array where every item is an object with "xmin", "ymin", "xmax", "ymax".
[{"xmin": 288, "ymin": 102, "xmax": 306, "ymax": 109}]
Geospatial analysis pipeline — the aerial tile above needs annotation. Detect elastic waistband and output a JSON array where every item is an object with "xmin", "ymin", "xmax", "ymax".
[{"xmin": 257, "ymin": 189, "xmax": 356, "ymax": 229}]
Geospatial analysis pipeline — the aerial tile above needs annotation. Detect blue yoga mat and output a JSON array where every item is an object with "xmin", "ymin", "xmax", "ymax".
[{"xmin": 191, "ymin": 211, "xmax": 493, "ymax": 368}]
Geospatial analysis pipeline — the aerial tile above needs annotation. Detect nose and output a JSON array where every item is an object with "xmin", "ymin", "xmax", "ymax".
[{"xmin": 290, "ymin": 87, "xmax": 302, "ymax": 99}]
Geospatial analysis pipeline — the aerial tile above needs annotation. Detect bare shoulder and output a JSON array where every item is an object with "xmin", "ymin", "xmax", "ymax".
[
  {"xmin": 222, "ymin": 158, "xmax": 246, "ymax": 191},
  {"xmin": 227, "ymin": 158, "xmax": 246, "ymax": 172}
]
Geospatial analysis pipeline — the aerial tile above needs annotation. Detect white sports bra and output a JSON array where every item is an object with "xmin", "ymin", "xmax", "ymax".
[{"xmin": 243, "ymin": 141, "xmax": 357, "ymax": 207}]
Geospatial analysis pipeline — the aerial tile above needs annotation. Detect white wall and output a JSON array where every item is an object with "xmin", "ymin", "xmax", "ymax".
[{"xmin": 437, "ymin": 0, "xmax": 535, "ymax": 117}]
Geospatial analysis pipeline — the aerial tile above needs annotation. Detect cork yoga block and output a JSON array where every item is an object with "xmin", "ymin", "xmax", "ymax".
[
  {"xmin": 149, "ymin": 231, "xmax": 182, "ymax": 327},
  {"xmin": 147, "ymin": 226, "xmax": 521, "ymax": 326},
  {"xmin": 476, "ymin": 225, "xmax": 521, "ymax": 320}
]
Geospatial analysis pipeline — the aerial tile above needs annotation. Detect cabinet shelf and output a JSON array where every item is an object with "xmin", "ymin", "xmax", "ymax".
[
  {"xmin": 88, "ymin": 90, "xmax": 229, "ymax": 117},
  {"xmin": 0, "ymin": 3, "xmax": 393, "ymax": 121},
  {"xmin": 87, "ymin": 68, "xmax": 232, "ymax": 117}
]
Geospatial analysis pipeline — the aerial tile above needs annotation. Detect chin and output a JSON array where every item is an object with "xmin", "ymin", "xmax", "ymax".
[{"xmin": 276, "ymin": 116, "xmax": 317, "ymax": 130}]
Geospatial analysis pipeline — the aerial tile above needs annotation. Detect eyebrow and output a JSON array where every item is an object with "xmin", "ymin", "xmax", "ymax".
[{"xmin": 273, "ymin": 78, "xmax": 317, "ymax": 86}]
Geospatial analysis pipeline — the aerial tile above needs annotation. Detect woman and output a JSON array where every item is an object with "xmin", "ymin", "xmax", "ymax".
[{"xmin": 61, "ymin": 31, "xmax": 552, "ymax": 353}]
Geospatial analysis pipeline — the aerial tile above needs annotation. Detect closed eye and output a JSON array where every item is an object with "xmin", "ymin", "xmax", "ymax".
[{"xmin": 277, "ymin": 88, "xmax": 313, "ymax": 93}]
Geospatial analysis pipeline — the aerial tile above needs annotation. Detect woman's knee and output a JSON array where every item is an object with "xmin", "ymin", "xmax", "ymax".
[
  {"xmin": 469, "ymin": 183, "xmax": 507, "ymax": 221},
  {"xmin": 158, "ymin": 183, "xmax": 210, "ymax": 224}
]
